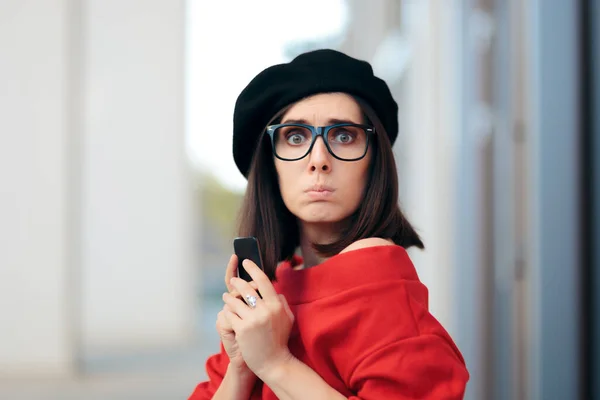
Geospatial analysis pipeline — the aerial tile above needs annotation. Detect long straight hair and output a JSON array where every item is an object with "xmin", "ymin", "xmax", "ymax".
[{"xmin": 236, "ymin": 95, "xmax": 424, "ymax": 280}]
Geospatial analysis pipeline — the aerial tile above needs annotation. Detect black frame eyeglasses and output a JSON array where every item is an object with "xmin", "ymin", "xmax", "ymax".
[{"xmin": 265, "ymin": 123, "xmax": 375, "ymax": 162}]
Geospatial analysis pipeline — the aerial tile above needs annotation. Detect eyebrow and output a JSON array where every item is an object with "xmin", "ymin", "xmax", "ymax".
[{"xmin": 281, "ymin": 118, "xmax": 361, "ymax": 125}]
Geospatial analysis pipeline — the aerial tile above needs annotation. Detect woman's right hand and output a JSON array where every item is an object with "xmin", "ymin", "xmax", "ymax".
[{"xmin": 216, "ymin": 254, "xmax": 259, "ymax": 373}]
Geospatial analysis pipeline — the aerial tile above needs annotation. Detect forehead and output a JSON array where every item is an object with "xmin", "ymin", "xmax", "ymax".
[{"xmin": 281, "ymin": 93, "xmax": 362, "ymax": 122}]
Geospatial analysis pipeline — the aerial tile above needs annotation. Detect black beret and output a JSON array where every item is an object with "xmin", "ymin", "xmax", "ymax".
[{"xmin": 232, "ymin": 49, "xmax": 398, "ymax": 178}]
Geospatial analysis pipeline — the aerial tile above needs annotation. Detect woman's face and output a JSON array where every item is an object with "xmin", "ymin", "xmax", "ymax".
[{"xmin": 274, "ymin": 93, "xmax": 372, "ymax": 225}]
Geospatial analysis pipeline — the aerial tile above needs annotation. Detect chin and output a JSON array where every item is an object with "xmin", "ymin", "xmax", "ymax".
[
  {"xmin": 295, "ymin": 203, "xmax": 353, "ymax": 224},
  {"xmin": 302, "ymin": 216, "xmax": 341, "ymax": 224}
]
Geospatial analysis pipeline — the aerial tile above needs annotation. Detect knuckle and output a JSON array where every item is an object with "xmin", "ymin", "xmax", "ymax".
[
  {"xmin": 257, "ymin": 312, "xmax": 271, "ymax": 325},
  {"xmin": 257, "ymin": 276, "xmax": 270, "ymax": 286},
  {"xmin": 253, "ymin": 320, "xmax": 265, "ymax": 331},
  {"xmin": 216, "ymin": 312, "xmax": 227, "ymax": 325},
  {"xmin": 271, "ymin": 303, "xmax": 283, "ymax": 314}
]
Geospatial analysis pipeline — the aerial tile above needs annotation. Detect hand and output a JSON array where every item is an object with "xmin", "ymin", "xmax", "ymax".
[
  {"xmin": 222, "ymin": 259, "xmax": 295, "ymax": 380},
  {"xmin": 216, "ymin": 254, "xmax": 259, "ymax": 374}
]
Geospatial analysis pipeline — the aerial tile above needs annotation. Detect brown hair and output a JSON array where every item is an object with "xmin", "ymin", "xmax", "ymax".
[{"xmin": 236, "ymin": 95, "xmax": 424, "ymax": 280}]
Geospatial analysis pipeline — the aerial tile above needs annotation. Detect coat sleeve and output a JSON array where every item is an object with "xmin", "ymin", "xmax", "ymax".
[
  {"xmin": 347, "ymin": 334, "xmax": 469, "ymax": 400},
  {"xmin": 188, "ymin": 344, "xmax": 230, "ymax": 400}
]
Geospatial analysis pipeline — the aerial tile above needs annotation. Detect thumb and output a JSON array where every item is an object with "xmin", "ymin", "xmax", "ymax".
[{"xmin": 224, "ymin": 254, "xmax": 238, "ymax": 292}]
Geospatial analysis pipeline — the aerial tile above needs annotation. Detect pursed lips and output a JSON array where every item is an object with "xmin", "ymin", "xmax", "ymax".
[
  {"xmin": 305, "ymin": 184, "xmax": 334, "ymax": 192},
  {"xmin": 304, "ymin": 185, "xmax": 335, "ymax": 199}
]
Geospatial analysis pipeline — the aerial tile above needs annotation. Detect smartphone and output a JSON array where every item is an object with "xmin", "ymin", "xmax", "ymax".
[{"xmin": 233, "ymin": 236, "xmax": 264, "ymax": 282}]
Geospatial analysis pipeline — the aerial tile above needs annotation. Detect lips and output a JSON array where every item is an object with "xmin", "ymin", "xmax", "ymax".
[
  {"xmin": 304, "ymin": 185, "xmax": 334, "ymax": 193},
  {"xmin": 304, "ymin": 185, "xmax": 335, "ymax": 200}
]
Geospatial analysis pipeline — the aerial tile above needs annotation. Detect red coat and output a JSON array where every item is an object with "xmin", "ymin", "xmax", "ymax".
[{"xmin": 189, "ymin": 245, "xmax": 469, "ymax": 399}]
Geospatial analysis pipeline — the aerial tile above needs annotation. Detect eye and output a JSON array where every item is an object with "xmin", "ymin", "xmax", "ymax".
[
  {"xmin": 332, "ymin": 130, "xmax": 355, "ymax": 144},
  {"xmin": 286, "ymin": 131, "xmax": 308, "ymax": 145}
]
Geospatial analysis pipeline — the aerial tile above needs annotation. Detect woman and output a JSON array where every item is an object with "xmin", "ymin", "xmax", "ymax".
[{"xmin": 189, "ymin": 49, "xmax": 469, "ymax": 400}]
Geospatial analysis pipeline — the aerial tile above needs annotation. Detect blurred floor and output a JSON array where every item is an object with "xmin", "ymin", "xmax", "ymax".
[{"xmin": 0, "ymin": 302, "xmax": 221, "ymax": 400}]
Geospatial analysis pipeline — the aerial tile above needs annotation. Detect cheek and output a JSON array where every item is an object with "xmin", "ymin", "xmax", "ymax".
[
  {"xmin": 278, "ymin": 179, "xmax": 293, "ymax": 206},
  {"xmin": 337, "ymin": 163, "xmax": 371, "ymax": 205},
  {"xmin": 274, "ymin": 160, "xmax": 298, "ymax": 207}
]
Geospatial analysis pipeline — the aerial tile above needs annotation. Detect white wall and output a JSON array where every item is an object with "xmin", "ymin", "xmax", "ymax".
[
  {"xmin": 0, "ymin": 0, "xmax": 76, "ymax": 376},
  {"xmin": 81, "ymin": 0, "xmax": 197, "ymax": 351},
  {"xmin": 0, "ymin": 0, "xmax": 198, "ymax": 376},
  {"xmin": 342, "ymin": 0, "xmax": 400, "ymax": 61},
  {"xmin": 397, "ymin": 0, "xmax": 461, "ymax": 338}
]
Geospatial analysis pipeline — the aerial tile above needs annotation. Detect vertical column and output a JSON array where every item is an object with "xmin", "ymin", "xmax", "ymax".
[
  {"xmin": 400, "ymin": 0, "xmax": 453, "ymax": 332},
  {"xmin": 0, "ymin": 0, "xmax": 78, "ymax": 376},
  {"xmin": 593, "ymin": 2, "xmax": 600, "ymax": 398},
  {"xmin": 453, "ymin": 1, "xmax": 492, "ymax": 398},
  {"xmin": 81, "ymin": 0, "xmax": 197, "ymax": 351},
  {"xmin": 582, "ymin": 0, "xmax": 599, "ymax": 398},
  {"xmin": 526, "ymin": 0, "xmax": 581, "ymax": 399},
  {"xmin": 341, "ymin": 0, "xmax": 399, "ymax": 61},
  {"xmin": 0, "ymin": 0, "xmax": 198, "ymax": 378},
  {"xmin": 490, "ymin": 0, "xmax": 516, "ymax": 398}
]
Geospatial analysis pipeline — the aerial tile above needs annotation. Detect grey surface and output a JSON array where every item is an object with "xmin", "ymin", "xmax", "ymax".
[
  {"xmin": 490, "ymin": 2, "xmax": 514, "ymax": 399},
  {"xmin": 528, "ymin": 0, "xmax": 582, "ymax": 399},
  {"xmin": 454, "ymin": 1, "xmax": 481, "ymax": 398},
  {"xmin": 593, "ymin": 1, "xmax": 600, "ymax": 398},
  {"xmin": 0, "ymin": 302, "xmax": 222, "ymax": 400}
]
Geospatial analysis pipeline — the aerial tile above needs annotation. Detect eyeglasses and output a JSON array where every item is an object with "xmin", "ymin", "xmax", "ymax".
[{"xmin": 265, "ymin": 123, "xmax": 375, "ymax": 162}]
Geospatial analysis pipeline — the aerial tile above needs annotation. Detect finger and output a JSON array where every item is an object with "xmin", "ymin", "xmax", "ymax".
[
  {"xmin": 229, "ymin": 277, "xmax": 263, "ymax": 309},
  {"xmin": 229, "ymin": 281, "xmax": 259, "ymax": 299},
  {"xmin": 279, "ymin": 294, "xmax": 294, "ymax": 321},
  {"xmin": 223, "ymin": 308, "xmax": 242, "ymax": 330},
  {"xmin": 222, "ymin": 292, "xmax": 253, "ymax": 319},
  {"xmin": 222, "ymin": 304, "xmax": 235, "ymax": 323},
  {"xmin": 216, "ymin": 310, "xmax": 233, "ymax": 331},
  {"xmin": 224, "ymin": 254, "xmax": 238, "ymax": 292},
  {"xmin": 241, "ymin": 259, "xmax": 278, "ymax": 301}
]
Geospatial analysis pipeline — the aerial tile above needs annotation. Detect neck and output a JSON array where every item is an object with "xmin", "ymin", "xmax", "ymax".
[{"xmin": 298, "ymin": 222, "xmax": 340, "ymax": 269}]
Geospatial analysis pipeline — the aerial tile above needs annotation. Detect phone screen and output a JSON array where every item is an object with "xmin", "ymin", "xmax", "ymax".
[{"xmin": 233, "ymin": 236, "xmax": 264, "ymax": 282}]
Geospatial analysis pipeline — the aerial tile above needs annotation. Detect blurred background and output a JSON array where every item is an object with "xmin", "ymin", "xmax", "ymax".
[{"xmin": 1, "ymin": 0, "xmax": 598, "ymax": 399}]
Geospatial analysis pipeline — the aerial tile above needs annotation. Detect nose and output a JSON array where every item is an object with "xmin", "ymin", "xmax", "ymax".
[{"xmin": 308, "ymin": 136, "xmax": 332, "ymax": 173}]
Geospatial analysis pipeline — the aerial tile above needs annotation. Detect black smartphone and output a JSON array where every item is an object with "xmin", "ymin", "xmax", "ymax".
[{"xmin": 233, "ymin": 236, "xmax": 264, "ymax": 282}]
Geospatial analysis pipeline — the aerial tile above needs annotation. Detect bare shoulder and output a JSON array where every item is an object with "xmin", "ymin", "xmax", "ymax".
[{"xmin": 340, "ymin": 237, "xmax": 395, "ymax": 254}]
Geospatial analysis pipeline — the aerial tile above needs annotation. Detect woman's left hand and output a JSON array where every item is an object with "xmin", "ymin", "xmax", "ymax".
[{"xmin": 222, "ymin": 259, "xmax": 295, "ymax": 380}]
